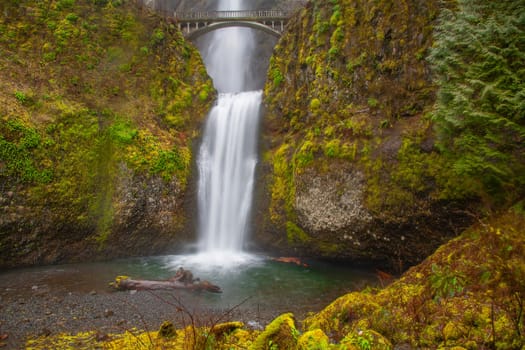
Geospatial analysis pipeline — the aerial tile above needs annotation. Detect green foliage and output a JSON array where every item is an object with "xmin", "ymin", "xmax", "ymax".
[
  {"xmin": 0, "ymin": 119, "xmax": 52, "ymax": 183},
  {"xmin": 151, "ymin": 28, "xmax": 165, "ymax": 44},
  {"xmin": 353, "ymin": 336, "xmax": 371, "ymax": 350},
  {"xmin": 323, "ymin": 139, "xmax": 341, "ymax": 157},
  {"xmin": 328, "ymin": 46, "xmax": 339, "ymax": 58},
  {"xmin": 330, "ymin": 8, "xmax": 341, "ymax": 26},
  {"xmin": 367, "ymin": 97, "xmax": 378, "ymax": 108},
  {"xmin": 56, "ymin": 0, "xmax": 75, "ymax": 10},
  {"xmin": 65, "ymin": 13, "xmax": 78, "ymax": 22},
  {"xmin": 429, "ymin": 0, "xmax": 525, "ymax": 205},
  {"xmin": 108, "ymin": 119, "xmax": 137, "ymax": 144},
  {"xmin": 14, "ymin": 91, "xmax": 27, "ymax": 104},
  {"xmin": 151, "ymin": 147, "xmax": 189, "ymax": 182},
  {"xmin": 346, "ymin": 53, "xmax": 366, "ymax": 73},
  {"xmin": 340, "ymin": 329, "xmax": 392, "ymax": 350},
  {"xmin": 271, "ymin": 67, "xmax": 284, "ymax": 88},
  {"xmin": 294, "ymin": 140, "xmax": 315, "ymax": 168},
  {"xmin": 429, "ymin": 264, "xmax": 465, "ymax": 300}
]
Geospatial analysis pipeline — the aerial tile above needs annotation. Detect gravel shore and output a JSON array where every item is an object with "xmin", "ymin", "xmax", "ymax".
[{"xmin": 0, "ymin": 287, "xmax": 293, "ymax": 349}]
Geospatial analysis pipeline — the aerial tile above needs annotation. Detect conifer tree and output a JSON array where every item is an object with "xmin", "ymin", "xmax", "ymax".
[{"xmin": 429, "ymin": 0, "xmax": 525, "ymax": 205}]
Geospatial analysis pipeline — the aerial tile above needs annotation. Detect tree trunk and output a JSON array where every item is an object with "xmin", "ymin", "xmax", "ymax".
[{"xmin": 111, "ymin": 268, "xmax": 221, "ymax": 293}]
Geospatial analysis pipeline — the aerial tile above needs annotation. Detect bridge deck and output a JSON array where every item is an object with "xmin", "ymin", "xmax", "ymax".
[{"xmin": 174, "ymin": 10, "xmax": 290, "ymax": 22}]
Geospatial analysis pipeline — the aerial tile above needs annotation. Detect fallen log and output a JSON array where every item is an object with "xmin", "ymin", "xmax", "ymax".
[
  {"xmin": 110, "ymin": 268, "xmax": 222, "ymax": 293},
  {"xmin": 270, "ymin": 256, "xmax": 308, "ymax": 267}
]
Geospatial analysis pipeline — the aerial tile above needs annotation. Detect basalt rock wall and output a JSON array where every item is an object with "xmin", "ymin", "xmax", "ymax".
[
  {"xmin": 256, "ymin": 0, "xmax": 475, "ymax": 269},
  {"xmin": 0, "ymin": 0, "xmax": 215, "ymax": 268}
]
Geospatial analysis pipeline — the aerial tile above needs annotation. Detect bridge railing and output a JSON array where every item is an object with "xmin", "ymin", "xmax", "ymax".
[{"xmin": 174, "ymin": 10, "xmax": 290, "ymax": 21}]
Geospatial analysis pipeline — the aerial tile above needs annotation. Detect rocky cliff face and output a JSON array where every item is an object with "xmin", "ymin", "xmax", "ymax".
[
  {"xmin": 257, "ymin": 0, "xmax": 475, "ymax": 269},
  {"xmin": 0, "ymin": 0, "xmax": 214, "ymax": 268}
]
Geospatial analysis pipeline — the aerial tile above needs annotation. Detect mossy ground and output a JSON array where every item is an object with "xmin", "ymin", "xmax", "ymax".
[{"xmin": 304, "ymin": 207, "xmax": 525, "ymax": 349}]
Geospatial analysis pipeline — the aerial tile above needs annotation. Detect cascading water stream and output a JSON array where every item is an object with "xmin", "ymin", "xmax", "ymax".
[
  {"xmin": 178, "ymin": 0, "xmax": 263, "ymax": 267},
  {"xmin": 196, "ymin": 91, "xmax": 261, "ymax": 261}
]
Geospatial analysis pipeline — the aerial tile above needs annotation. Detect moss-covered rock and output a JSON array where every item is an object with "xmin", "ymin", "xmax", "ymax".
[
  {"xmin": 340, "ymin": 329, "xmax": 392, "ymax": 350},
  {"xmin": 303, "ymin": 208, "xmax": 525, "ymax": 348},
  {"xmin": 158, "ymin": 321, "xmax": 177, "ymax": 339},
  {"xmin": 250, "ymin": 313, "xmax": 299, "ymax": 350},
  {"xmin": 297, "ymin": 329, "xmax": 330, "ymax": 349},
  {"xmin": 257, "ymin": 0, "xmax": 476, "ymax": 268},
  {"xmin": 0, "ymin": 0, "xmax": 215, "ymax": 268}
]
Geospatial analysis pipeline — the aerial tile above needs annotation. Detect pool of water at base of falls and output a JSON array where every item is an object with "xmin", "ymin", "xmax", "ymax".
[{"xmin": 0, "ymin": 254, "xmax": 379, "ymax": 321}]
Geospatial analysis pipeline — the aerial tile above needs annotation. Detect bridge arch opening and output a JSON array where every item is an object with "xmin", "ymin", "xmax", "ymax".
[{"xmin": 186, "ymin": 21, "xmax": 282, "ymax": 41}]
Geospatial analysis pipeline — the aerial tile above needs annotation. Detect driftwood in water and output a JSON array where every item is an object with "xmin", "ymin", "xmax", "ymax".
[
  {"xmin": 271, "ymin": 256, "xmax": 309, "ymax": 267},
  {"xmin": 110, "ymin": 267, "xmax": 222, "ymax": 293}
]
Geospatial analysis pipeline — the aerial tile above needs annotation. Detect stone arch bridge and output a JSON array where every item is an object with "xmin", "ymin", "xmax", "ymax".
[{"xmin": 173, "ymin": 10, "xmax": 291, "ymax": 40}]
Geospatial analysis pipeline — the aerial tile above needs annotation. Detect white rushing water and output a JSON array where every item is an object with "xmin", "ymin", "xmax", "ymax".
[
  {"xmin": 196, "ymin": 91, "xmax": 261, "ymax": 264},
  {"xmin": 175, "ymin": 0, "xmax": 263, "ymax": 268}
]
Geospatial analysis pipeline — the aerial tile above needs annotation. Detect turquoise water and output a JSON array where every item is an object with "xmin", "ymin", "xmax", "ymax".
[{"xmin": 0, "ymin": 255, "xmax": 378, "ymax": 319}]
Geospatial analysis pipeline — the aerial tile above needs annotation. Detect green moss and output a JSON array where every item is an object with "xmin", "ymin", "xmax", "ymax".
[
  {"xmin": 108, "ymin": 119, "xmax": 138, "ymax": 144},
  {"xmin": 323, "ymin": 139, "xmax": 341, "ymax": 158},
  {"xmin": 286, "ymin": 221, "xmax": 312, "ymax": 245},
  {"xmin": 250, "ymin": 313, "xmax": 298, "ymax": 350},
  {"xmin": 198, "ymin": 88, "xmax": 209, "ymax": 102},
  {"xmin": 340, "ymin": 329, "xmax": 392, "ymax": 350},
  {"xmin": 297, "ymin": 329, "xmax": 330, "ymax": 350},
  {"xmin": 0, "ymin": 119, "xmax": 53, "ymax": 184},
  {"xmin": 310, "ymin": 98, "xmax": 321, "ymax": 111},
  {"xmin": 318, "ymin": 241, "xmax": 340, "ymax": 255},
  {"xmin": 262, "ymin": 0, "xmax": 450, "ymax": 233},
  {"xmin": 295, "ymin": 140, "xmax": 316, "ymax": 168},
  {"xmin": 303, "ymin": 210, "xmax": 525, "ymax": 348},
  {"xmin": 272, "ymin": 67, "xmax": 284, "ymax": 88},
  {"xmin": 366, "ymin": 98, "xmax": 378, "ymax": 108},
  {"xmin": 0, "ymin": 0, "xmax": 214, "ymax": 259},
  {"xmin": 269, "ymin": 143, "xmax": 296, "ymax": 223},
  {"xmin": 150, "ymin": 146, "xmax": 190, "ymax": 183}
]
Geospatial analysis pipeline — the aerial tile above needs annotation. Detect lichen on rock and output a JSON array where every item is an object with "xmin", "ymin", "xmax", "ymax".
[{"xmin": 295, "ymin": 167, "xmax": 372, "ymax": 233}]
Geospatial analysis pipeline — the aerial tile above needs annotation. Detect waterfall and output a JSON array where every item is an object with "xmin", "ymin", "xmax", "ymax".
[
  {"xmin": 192, "ymin": 0, "xmax": 262, "ymax": 265},
  {"xmin": 197, "ymin": 91, "xmax": 261, "ymax": 258}
]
